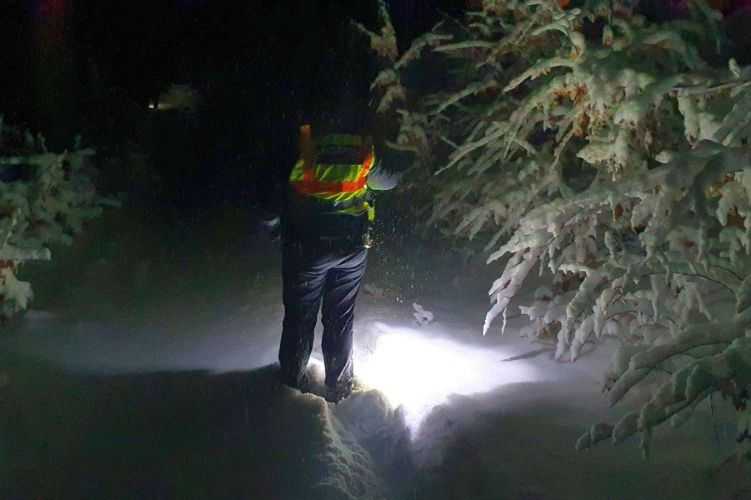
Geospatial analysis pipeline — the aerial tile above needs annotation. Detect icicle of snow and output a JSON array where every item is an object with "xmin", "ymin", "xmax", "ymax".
[
  {"xmin": 575, "ymin": 422, "xmax": 613, "ymax": 451},
  {"xmin": 0, "ymin": 268, "xmax": 32, "ymax": 316},
  {"xmin": 612, "ymin": 412, "xmax": 639, "ymax": 445},
  {"xmin": 570, "ymin": 315, "xmax": 594, "ymax": 361},
  {"xmin": 483, "ymin": 248, "xmax": 542, "ymax": 335},
  {"xmin": 412, "ymin": 303, "xmax": 435, "ymax": 326}
]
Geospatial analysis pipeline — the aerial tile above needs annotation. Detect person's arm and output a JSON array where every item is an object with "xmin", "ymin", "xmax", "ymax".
[
  {"xmin": 367, "ymin": 146, "xmax": 414, "ymax": 191},
  {"xmin": 254, "ymin": 122, "xmax": 298, "ymax": 238}
]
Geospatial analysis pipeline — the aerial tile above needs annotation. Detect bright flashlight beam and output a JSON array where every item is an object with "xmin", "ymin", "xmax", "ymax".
[{"xmin": 355, "ymin": 323, "xmax": 539, "ymax": 437}]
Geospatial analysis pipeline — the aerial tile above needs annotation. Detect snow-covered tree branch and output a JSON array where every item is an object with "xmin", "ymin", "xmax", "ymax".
[
  {"xmin": 0, "ymin": 117, "xmax": 111, "ymax": 318},
  {"xmin": 362, "ymin": 0, "xmax": 751, "ymax": 459}
]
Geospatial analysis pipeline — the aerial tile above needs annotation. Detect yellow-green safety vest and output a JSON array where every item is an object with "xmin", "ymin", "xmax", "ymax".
[{"xmin": 288, "ymin": 125, "xmax": 376, "ymax": 221}]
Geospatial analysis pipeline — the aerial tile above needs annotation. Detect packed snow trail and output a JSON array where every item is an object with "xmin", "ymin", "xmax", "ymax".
[{"xmin": 1, "ymin": 207, "xmax": 750, "ymax": 499}]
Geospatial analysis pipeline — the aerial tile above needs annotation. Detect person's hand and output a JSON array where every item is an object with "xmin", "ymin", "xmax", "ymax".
[{"xmin": 260, "ymin": 215, "xmax": 281, "ymax": 241}]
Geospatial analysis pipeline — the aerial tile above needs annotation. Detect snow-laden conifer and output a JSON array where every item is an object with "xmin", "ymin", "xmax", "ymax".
[
  {"xmin": 0, "ymin": 118, "xmax": 110, "ymax": 317},
  {"xmin": 362, "ymin": 0, "xmax": 751, "ymax": 459}
]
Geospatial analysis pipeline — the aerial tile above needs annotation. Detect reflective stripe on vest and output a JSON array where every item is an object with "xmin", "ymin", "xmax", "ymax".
[
  {"xmin": 296, "ymin": 152, "xmax": 374, "ymax": 195},
  {"xmin": 289, "ymin": 132, "xmax": 375, "ymax": 205}
]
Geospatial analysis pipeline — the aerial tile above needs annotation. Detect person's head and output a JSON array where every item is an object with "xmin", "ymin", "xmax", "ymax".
[{"xmin": 301, "ymin": 79, "xmax": 373, "ymax": 138}]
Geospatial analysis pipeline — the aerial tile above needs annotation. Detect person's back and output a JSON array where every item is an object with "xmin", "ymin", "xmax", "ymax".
[
  {"xmin": 277, "ymin": 116, "xmax": 408, "ymax": 402},
  {"xmin": 285, "ymin": 126, "xmax": 375, "ymax": 244}
]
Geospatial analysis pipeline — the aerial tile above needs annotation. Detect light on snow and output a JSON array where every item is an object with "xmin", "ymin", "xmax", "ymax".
[{"xmin": 354, "ymin": 322, "xmax": 539, "ymax": 437}]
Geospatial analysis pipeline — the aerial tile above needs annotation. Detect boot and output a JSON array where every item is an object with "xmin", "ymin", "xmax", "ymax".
[
  {"xmin": 325, "ymin": 379, "xmax": 354, "ymax": 404},
  {"xmin": 278, "ymin": 368, "xmax": 311, "ymax": 394}
]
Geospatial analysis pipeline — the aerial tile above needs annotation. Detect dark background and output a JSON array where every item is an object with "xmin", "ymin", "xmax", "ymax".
[
  {"xmin": 3, "ymin": 0, "xmax": 748, "ymax": 212},
  {"xmin": 1, "ymin": 0, "xmax": 464, "ymax": 212}
]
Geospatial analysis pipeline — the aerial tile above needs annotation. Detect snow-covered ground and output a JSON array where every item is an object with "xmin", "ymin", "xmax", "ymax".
[{"xmin": 1, "ymin": 207, "xmax": 750, "ymax": 499}]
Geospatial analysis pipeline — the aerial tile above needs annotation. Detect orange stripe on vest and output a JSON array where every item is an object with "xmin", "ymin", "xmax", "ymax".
[{"xmin": 294, "ymin": 152, "xmax": 374, "ymax": 195}]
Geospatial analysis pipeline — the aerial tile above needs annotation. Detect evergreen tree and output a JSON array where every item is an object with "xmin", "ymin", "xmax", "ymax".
[
  {"xmin": 0, "ymin": 118, "xmax": 110, "ymax": 318},
  {"xmin": 361, "ymin": 0, "xmax": 751, "ymax": 459}
]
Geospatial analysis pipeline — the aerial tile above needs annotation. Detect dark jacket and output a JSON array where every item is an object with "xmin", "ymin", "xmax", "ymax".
[{"xmin": 281, "ymin": 140, "xmax": 412, "ymax": 242}]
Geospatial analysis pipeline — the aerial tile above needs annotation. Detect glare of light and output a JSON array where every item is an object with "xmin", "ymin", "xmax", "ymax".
[{"xmin": 355, "ymin": 323, "xmax": 539, "ymax": 437}]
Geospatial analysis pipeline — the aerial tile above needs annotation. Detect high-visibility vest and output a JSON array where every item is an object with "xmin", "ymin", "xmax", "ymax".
[{"xmin": 288, "ymin": 125, "xmax": 376, "ymax": 219}]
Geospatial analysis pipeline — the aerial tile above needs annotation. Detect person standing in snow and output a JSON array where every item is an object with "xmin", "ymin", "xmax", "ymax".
[{"xmin": 271, "ymin": 93, "xmax": 409, "ymax": 403}]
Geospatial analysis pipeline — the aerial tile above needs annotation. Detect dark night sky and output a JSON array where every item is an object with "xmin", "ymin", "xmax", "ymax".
[
  {"xmin": 2, "ymin": 1, "xmax": 749, "ymax": 141},
  {"xmin": 4, "ymin": 0, "xmax": 748, "ymax": 210},
  {"xmin": 2, "ymin": 0, "xmax": 461, "ymax": 128},
  {"xmin": 0, "ymin": 1, "xmax": 464, "ymax": 211}
]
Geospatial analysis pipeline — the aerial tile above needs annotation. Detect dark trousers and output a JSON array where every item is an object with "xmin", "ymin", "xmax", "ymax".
[{"xmin": 279, "ymin": 240, "xmax": 368, "ymax": 389}]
